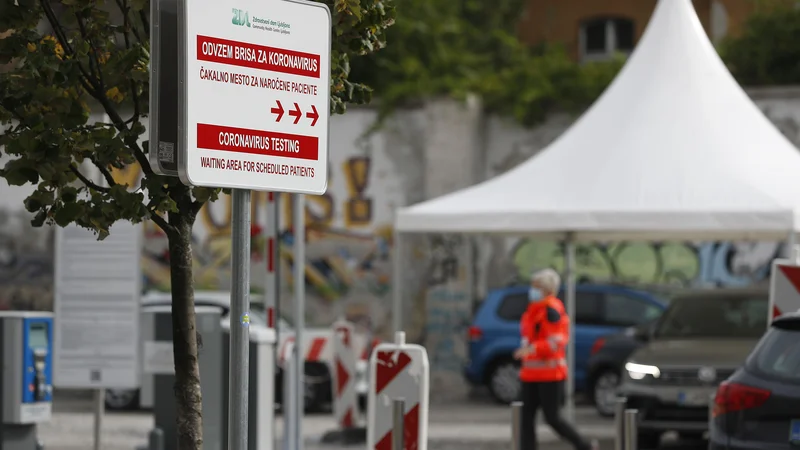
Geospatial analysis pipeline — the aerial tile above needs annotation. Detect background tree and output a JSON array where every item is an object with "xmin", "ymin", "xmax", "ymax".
[
  {"xmin": 349, "ymin": 0, "xmax": 625, "ymax": 127},
  {"xmin": 0, "ymin": 0, "xmax": 394, "ymax": 448},
  {"xmin": 720, "ymin": 3, "xmax": 800, "ymax": 86}
]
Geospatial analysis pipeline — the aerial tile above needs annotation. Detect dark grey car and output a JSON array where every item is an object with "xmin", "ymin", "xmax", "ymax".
[
  {"xmin": 618, "ymin": 289, "xmax": 768, "ymax": 449},
  {"xmin": 709, "ymin": 311, "xmax": 800, "ymax": 450}
]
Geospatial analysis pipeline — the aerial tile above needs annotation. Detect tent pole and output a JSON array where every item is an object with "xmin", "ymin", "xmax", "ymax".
[
  {"xmin": 564, "ymin": 233, "xmax": 576, "ymax": 421},
  {"xmin": 393, "ymin": 232, "xmax": 403, "ymax": 333}
]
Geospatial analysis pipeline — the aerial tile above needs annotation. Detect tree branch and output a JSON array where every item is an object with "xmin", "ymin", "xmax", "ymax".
[
  {"xmin": 191, "ymin": 200, "xmax": 205, "ymax": 216},
  {"xmin": 69, "ymin": 164, "xmax": 111, "ymax": 193},
  {"xmin": 75, "ymin": 12, "xmax": 105, "ymax": 91},
  {"xmin": 40, "ymin": 0, "xmax": 100, "ymax": 97},
  {"xmin": 88, "ymin": 156, "xmax": 118, "ymax": 187},
  {"xmin": 147, "ymin": 199, "xmax": 177, "ymax": 238}
]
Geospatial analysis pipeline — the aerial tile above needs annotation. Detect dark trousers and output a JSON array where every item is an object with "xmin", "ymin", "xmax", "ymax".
[{"xmin": 520, "ymin": 381, "xmax": 590, "ymax": 450}]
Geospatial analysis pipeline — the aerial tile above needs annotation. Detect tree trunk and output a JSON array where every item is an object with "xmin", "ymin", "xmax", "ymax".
[{"xmin": 167, "ymin": 209, "xmax": 203, "ymax": 450}]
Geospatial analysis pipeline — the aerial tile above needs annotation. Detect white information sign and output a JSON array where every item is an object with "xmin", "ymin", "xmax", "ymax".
[
  {"xmin": 178, "ymin": 0, "xmax": 332, "ymax": 194},
  {"xmin": 53, "ymin": 222, "xmax": 142, "ymax": 389}
]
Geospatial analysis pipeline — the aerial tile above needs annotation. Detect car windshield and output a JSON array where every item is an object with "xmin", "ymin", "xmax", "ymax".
[
  {"xmin": 748, "ymin": 326, "xmax": 800, "ymax": 382},
  {"xmin": 655, "ymin": 293, "xmax": 767, "ymax": 339}
]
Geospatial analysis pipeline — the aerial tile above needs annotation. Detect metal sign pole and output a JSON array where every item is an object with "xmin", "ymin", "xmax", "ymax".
[
  {"xmin": 293, "ymin": 193, "xmax": 306, "ymax": 450},
  {"xmin": 228, "ymin": 189, "xmax": 252, "ymax": 450},
  {"xmin": 392, "ymin": 398, "xmax": 405, "ymax": 450},
  {"xmin": 93, "ymin": 388, "xmax": 104, "ymax": 450}
]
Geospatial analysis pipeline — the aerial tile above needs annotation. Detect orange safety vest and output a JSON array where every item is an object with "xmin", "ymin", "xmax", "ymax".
[{"xmin": 519, "ymin": 295, "xmax": 569, "ymax": 383}]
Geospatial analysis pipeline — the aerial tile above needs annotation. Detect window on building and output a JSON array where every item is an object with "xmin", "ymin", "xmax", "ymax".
[{"xmin": 580, "ymin": 17, "xmax": 635, "ymax": 62}]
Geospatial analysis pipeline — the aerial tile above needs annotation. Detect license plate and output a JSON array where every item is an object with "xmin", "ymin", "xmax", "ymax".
[
  {"xmin": 677, "ymin": 391, "xmax": 706, "ymax": 406},
  {"xmin": 790, "ymin": 419, "xmax": 800, "ymax": 445}
]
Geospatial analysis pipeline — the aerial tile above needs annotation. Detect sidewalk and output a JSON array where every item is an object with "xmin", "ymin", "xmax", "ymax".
[{"xmin": 39, "ymin": 401, "xmax": 615, "ymax": 450}]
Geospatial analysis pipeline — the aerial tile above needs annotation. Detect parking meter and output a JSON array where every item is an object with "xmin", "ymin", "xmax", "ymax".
[{"xmin": 0, "ymin": 311, "xmax": 53, "ymax": 449}]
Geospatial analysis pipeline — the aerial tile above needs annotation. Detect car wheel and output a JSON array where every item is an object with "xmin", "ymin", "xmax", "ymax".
[
  {"xmin": 637, "ymin": 431, "xmax": 661, "ymax": 449},
  {"xmin": 488, "ymin": 360, "xmax": 521, "ymax": 404},
  {"xmin": 592, "ymin": 370, "xmax": 621, "ymax": 417},
  {"xmin": 105, "ymin": 389, "xmax": 140, "ymax": 411}
]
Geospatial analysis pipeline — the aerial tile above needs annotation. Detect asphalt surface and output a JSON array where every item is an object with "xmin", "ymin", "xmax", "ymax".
[{"xmin": 40, "ymin": 390, "xmax": 706, "ymax": 450}]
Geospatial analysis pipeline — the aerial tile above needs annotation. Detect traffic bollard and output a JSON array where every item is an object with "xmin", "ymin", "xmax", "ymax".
[
  {"xmin": 614, "ymin": 397, "xmax": 626, "ymax": 450},
  {"xmin": 392, "ymin": 398, "xmax": 405, "ymax": 450},
  {"xmin": 623, "ymin": 409, "xmax": 638, "ymax": 450},
  {"xmin": 148, "ymin": 428, "xmax": 164, "ymax": 450},
  {"xmin": 511, "ymin": 401, "xmax": 523, "ymax": 450}
]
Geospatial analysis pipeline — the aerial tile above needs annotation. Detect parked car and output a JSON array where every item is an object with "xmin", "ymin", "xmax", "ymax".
[
  {"xmin": 619, "ymin": 288, "xmax": 768, "ymax": 449},
  {"xmin": 587, "ymin": 319, "xmax": 659, "ymax": 416},
  {"xmin": 709, "ymin": 310, "xmax": 800, "ymax": 450},
  {"xmin": 464, "ymin": 283, "xmax": 666, "ymax": 404}
]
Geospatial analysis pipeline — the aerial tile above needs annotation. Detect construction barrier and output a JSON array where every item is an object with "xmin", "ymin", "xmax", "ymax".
[
  {"xmin": 367, "ymin": 331, "xmax": 429, "ymax": 450},
  {"xmin": 332, "ymin": 319, "xmax": 358, "ymax": 429},
  {"xmin": 769, "ymin": 245, "xmax": 800, "ymax": 321}
]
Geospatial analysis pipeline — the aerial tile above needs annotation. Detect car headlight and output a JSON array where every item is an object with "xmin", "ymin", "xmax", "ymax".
[{"xmin": 624, "ymin": 362, "xmax": 660, "ymax": 380}]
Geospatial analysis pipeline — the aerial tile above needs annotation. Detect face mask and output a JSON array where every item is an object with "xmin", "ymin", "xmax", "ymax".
[{"xmin": 528, "ymin": 287, "xmax": 543, "ymax": 302}]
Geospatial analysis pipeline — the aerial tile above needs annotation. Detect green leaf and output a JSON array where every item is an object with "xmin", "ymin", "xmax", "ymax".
[{"xmin": 53, "ymin": 202, "xmax": 85, "ymax": 227}]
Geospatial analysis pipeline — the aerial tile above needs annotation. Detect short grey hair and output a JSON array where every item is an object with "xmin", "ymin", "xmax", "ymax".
[{"xmin": 530, "ymin": 268, "xmax": 561, "ymax": 295}]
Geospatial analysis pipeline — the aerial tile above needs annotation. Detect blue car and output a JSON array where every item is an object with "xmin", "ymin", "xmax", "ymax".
[{"xmin": 464, "ymin": 283, "xmax": 666, "ymax": 404}]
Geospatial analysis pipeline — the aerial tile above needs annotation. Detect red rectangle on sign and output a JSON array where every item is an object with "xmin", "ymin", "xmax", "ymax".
[
  {"xmin": 197, "ymin": 35, "xmax": 320, "ymax": 78},
  {"xmin": 196, "ymin": 123, "xmax": 318, "ymax": 160}
]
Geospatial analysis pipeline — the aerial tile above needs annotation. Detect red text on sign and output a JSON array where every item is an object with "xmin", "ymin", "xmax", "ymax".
[
  {"xmin": 196, "ymin": 123, "xmax": 319, "ymax": 160},
  {"xmin": 197, "ymin": 35, "xmax": 320, "ymax": 78}
]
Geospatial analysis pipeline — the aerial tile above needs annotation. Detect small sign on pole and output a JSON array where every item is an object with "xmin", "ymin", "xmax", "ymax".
[{"xmin": 177, "ymin": 0, "xmax": 331, "ymax": 193}]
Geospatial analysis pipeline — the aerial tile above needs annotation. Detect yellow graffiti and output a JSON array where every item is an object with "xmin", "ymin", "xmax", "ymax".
[{"xmin": 343, "ymin": 157, "xmax": 372, "ymax": 227}]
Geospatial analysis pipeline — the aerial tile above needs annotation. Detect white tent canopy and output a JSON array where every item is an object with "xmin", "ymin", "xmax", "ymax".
[
  {"xmin": 395, "ymin": 0, "xmax": 800, "ymax": 241},
  {"xmin": 391, "ymin": 0, "xmax": 800, "ymax": 417}
]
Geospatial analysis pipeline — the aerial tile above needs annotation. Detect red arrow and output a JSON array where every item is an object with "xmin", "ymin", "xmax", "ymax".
[
  {"xmin": 288, "ymin": 102, "xmax": 302, "ymax": 124},
  {"xmin": 270, "ymin": 101, "xmax": 284, "ymax": 121},
  {"xmin": 306, "ymin": 105, "xmax": 319, "ymax": 126}
]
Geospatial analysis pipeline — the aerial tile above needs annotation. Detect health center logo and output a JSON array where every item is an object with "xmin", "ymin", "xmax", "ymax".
[{"xmin": 232, "ymin": 8, "xmax": 251, "ymax": 27}]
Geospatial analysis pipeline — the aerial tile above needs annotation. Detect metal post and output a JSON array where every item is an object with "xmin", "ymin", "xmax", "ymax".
[
  {"xmin": 564, "ymin": 234, "xmax": 576, "ymax": 421},
  {"xmin": 614, "ymin": 397, "xmax": 626, "ymax": 450},
  {"xmin": 148, "ymin": 428, "xmax": 165, "ymax": 450},
  {"xmin": 511, "ymin": 401, "xmax": 523, "ymax": 450},
  {"xmin": 392, "ymin": 398, "xmax": 405, "ymax": 450},
  {"xmin": 392, "ymin": 232, "xmax": 403, "ymax": 334},
  {"xmin": 93, "ymin": 388, "xmax": 104, "ymax": 450},
  {"xmin": 292, "ymin": 193, "xmax": 306, "ymax": 450},
  {"xmin": 228, "ymin": 188, "xmax": 252, "ymax": 450},
  {"xmin": 283, "ymin": 343, "xmax": 297, "ymax": 450},
  {"xmin": 623, "ymin": 409, "xmax": 638, "ymax": 450}
]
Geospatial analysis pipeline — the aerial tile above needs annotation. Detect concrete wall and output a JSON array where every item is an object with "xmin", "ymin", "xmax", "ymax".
[{"xmin": 3, "ymin": 87, "xmax": 800, "ymax": 399}]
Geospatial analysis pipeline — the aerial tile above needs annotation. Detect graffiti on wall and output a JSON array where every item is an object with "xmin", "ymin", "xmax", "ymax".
[
  {"xmin": 511, "ymin": 239, "xmax": 783, "ymax": 287},
  {"xmin": 0, "ymin": 209, "xmax": 53, "ymax": 311},
  {"xmin": 424, "ymin": 234, "xmax": 471, "ymax": 381},
  {"xmin": 112, "ymin": 129, "xmax": 405, "ymax": 332}
]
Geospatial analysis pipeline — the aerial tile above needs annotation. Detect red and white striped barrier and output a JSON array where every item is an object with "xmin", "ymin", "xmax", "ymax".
[
  {"xmin": 264, "ymin": 192, "xmax": 278, "ymax": 328},
  {"xmin": 770, "ymin": 247, "xmax": 800, "ymax": 321},
  {"xmin": 278, "ymin": 332, "xmax": 379, "ymax": 366},
  {"xmin": 332, "ymin": 320, "xmax": 358, "ymax": 429},
  {"xmin": 367, "ymin": 331, "xmax": 429, "ymax": 450}
]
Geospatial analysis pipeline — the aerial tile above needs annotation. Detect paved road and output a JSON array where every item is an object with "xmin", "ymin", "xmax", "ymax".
[{"xmin": 40, "ymin": 391, "xmax": 705, "ymax": 450}]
